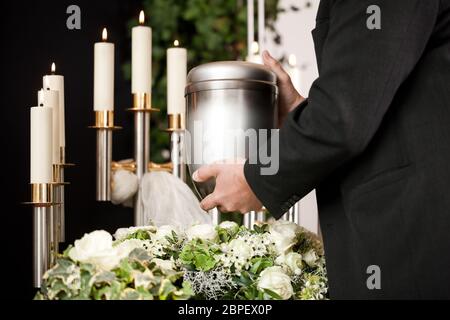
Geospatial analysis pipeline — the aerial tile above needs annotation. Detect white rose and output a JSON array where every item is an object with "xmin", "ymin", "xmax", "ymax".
[
  {"xmin": 271, "ymin": 220, "xmax": 301, "ymax": 235},
  {"xmin": 153, "ymin": 258, "xmax": 175, "ymax": 272},
  {"xmin": 185, "ymin": 224, "xmax": 218, "ymax": 241},
  {"xmin": 114, "ymin": 226, "xmax": 155, "ymax": 241},
  {"xmin": 275, "ymin": 252, "xmax": 303, "ymax": 275},
  {"xmin": 269, "ymin": 222, "xmax": 299, "ymax": 255},
  {"xmin": 69, "ymin": 230, "xmax": 121, "ymax": 271},
  {"xmin": 257, "ymin": 266, "xmax": 294, "ymax": 300},
  {"xmin": 219, "ymin": 221, "xmax": 239, "ymax": 231},
  {"xmin": 153, "ymin": 225, "xmax": 179, "ymax": 242},
  {"xmin": 302, "ymin": 249, "xmax": 318, "ymax": 267},
  {"xmin": 115, "ymin": 239, "xmax": 144, "ymax": 259},
  {"xmin": 228, "ymin": 239, "xmax": 254, "ymax": 261},
  {"xmin": 69, "ymin": 230, "xmax": 113, "ymax": 261},
  {"xmin": 88, "ymin": 249, "xmax": 122, "ymax": 271}
]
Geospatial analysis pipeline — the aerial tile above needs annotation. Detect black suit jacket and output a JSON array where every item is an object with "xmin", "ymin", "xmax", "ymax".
[{"xmin": 244, "ymin": 0, "xmax": 450, "ymax": 299}]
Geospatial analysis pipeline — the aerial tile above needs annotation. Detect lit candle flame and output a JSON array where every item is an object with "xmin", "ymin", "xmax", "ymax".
[
  {"xmin": 174, "ymin": 40, "xmax": 179, "ymax": 47},
  {"xmin": 288, "ymin": 54, "xmax": 297, "ymax": 67},
  {"xmin": 251, "ymin": 41, "xmax": 259, "ymax": 55},
  {"xmin": 51, "ymin": 62, "xmax": 56, "ymax": 74},
  {"xmin": 139, "ymin": 10, "xmax": 145, "ymax": 24},
  {"xmin": 102, "ymin": 28, "xmax": 108, "ymax": 41}
]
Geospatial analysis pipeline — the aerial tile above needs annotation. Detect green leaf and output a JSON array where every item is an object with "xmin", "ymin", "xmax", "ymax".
[{"xmin": 264, "ymin": 288, "xmax": 284, "ymax": 300}]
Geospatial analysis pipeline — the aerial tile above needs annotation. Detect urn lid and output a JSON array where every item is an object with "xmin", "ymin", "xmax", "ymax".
[{"xmin": 186, "ymin": 61, "xmax": 277, "ymax": 95}]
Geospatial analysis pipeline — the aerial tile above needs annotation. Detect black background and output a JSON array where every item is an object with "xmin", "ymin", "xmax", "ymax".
[{"xmin": 0, "ymin": 0, "xmax": 145, "ymax": 298}]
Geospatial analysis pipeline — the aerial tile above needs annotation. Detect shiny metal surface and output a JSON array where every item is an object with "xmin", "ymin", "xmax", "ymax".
[
  {"xmin": 96, "ymin": 129, "xmax": 112, "ymax": 201},
  {"xmin": 210, "ymin": 207, "xmax": 220, "ymax": 226},
  {"xmin": 244, "ymin": 211, "xmax": 257, "ymax": 229},
  {"xmin": 256, "ymin": 210, "xmax": 266, "ymax": 223},
  {"xmin": 59, "ymin": 147, "xmax": 66, "ymax": 242},
  {"xmin": 185, "ymin": 61, "xmax": 278, "ymax": 200},
  {"xmin": 134, "ymin": 112, "xmax": 150, "ymax": 226},
  {"xmin": 171, "ymin": 131, "xmax": 186, "ymax": 182},
  {"xmin": 33, "ymin": 206, "xmax": 49, "ymax": 288},
  {"xmin": 186, "ymin": 61, "xmax": 276, "ymax": 84}
]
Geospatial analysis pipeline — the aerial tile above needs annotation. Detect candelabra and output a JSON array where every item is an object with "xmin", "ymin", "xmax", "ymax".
[
  {"xmin": 25, "ymin": 147, "xmax": 73, "ymax": 288},
  {"xmin": 92, "ymin": 94, "xmax": 187, "ymax": 227}
]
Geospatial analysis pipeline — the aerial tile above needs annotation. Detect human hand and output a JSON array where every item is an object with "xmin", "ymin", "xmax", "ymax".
[
  {"xmin": 192, "ymin": 159, "xmax": 263, "ymax": 214},
  {"xmin": 262, "ymin": 50, "xmax": 305, "ymax": 127}
]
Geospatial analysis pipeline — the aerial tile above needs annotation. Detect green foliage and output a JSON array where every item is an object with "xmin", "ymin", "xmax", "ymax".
[
  {"xmin": 35, "ymin": 248, "xmax": 193, "ymax": 300},
  {"xmin": 124, "ymin": 0, "xmax": 285, "ymax": 163},
  {"xmin": 179, "ymin": 239, "xmax": 221, "ymax": 271}
]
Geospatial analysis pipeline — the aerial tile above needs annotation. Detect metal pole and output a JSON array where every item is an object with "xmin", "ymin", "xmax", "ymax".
[
  {"xmin": 134, "ymin": 111, "xmax": 150, "ymax": 226},
  {"xmin": 293, "ymin": 202, "xmax": 300, "ymax": 225},
  {"xmin": 244, "ymin": 211, "xmax": 257, "ymax": 229},
  {"xmin": 256, "ymin": 210, "xmax": 266, "ymax": 223},
  {"xmin": 210, "ymin": 207, "xmax": 220, "ymax": 226},
  {"xmin": 96, "ymin": 129, "xmax": 112, "ymax": 201},
  {"xmin": 33, "ymin": 206, "xmax": 49, "ymax": 288},
  {"xmin": 171, "ymin": 130, "xmax": 186, "ymax": 182}
]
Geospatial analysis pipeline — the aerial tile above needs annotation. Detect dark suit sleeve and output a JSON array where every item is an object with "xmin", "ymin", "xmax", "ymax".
[{"xmin": 244, "ymin": 0, "xmax": 440, "ymax": 218}]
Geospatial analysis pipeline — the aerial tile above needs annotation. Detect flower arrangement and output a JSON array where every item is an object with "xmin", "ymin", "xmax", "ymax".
[{"xmin": 35, "ymin": 221, "xmax": 328, "ymax": 300}]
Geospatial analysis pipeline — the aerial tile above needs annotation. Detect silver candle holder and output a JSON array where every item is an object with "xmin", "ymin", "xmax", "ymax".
[
  {"xmin": 24, "ymin": 183, "xmax": 56, "ymax": 288},
  {"xmin": 89, "ymin": 110, "xmax": 121, "ymax": 202},
  {"xmin": 166, "ymin": 113, "xmax": 186, "ymax": 182}
]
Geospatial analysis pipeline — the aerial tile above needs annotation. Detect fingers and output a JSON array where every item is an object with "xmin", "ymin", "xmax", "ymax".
[
  {"xmin": 200, "ymin": 193, "xmax": 218, "ymax": 211},
  {"xmin": 192, "ymin": 164, "xmax": 220, "ymax": 182},
  {"xmin": 262, "ymin": 50, "xmax": 290, "ymax": 83}
]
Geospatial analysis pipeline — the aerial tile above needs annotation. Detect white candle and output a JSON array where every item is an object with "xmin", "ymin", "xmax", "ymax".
[
  {"xmin": 132, "ymin": 10, "xmax": 152, "ymax": 94},
  {"xmin": 167, "ymin": 40, "xmax": 187, "ymax": 115},
  {"xmin": 258, "ymin": 0, "xmax": 265, "ymax": 53},
  {"xmin": 38, "ymin": 89, "xmax": 60, "ymax": 164},
  {"xmin": 246, "ymin": 41, "xmax": 263, "ymax": 64},
  {"xmin": 94, "ymin": 28, "xmax": 115, "ymax": 111},
  {"xmin": 30, "ymin": 106, "xmax": 53, "ymax": 183},
  {"xmin": 287, "ymin": 54, "xmax": 301, "ymax": 92},
  {"xmin": 43, "ymin": 63, "xmax": 65, "ymax": 148},
  {"xmin": 247, "ymin": 0, "xmax": 254, "ymax": 57}
]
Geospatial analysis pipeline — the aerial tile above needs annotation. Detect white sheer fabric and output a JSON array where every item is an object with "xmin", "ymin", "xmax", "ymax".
[{"xmin": 141, "ymin": 171, "xmax": 211, "ymax": 228}]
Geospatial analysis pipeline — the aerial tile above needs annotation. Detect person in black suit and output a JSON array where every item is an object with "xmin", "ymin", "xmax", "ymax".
[{"xmin": 192, "ymin": 0, "xmax": 450, "ymax": 299}]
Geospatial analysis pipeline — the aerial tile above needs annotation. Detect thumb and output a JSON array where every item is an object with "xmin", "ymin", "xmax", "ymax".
[
  {"xmin": 262, "ymin": 50, "xmax": 290, "ymax": 83},
  {"xmin": 200, "ymin": 193, "xmax": 219, "ymax": 211}
]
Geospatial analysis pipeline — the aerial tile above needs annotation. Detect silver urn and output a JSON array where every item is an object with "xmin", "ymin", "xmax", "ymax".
[{"xmin": 185, "ymin": 61, "xmax": 278, "ymax": 199}]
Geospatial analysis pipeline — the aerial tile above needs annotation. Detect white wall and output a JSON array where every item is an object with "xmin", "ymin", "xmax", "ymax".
[{"xmin": 266, "ymin": 0, "xmax": 320, "ymax": 233}]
